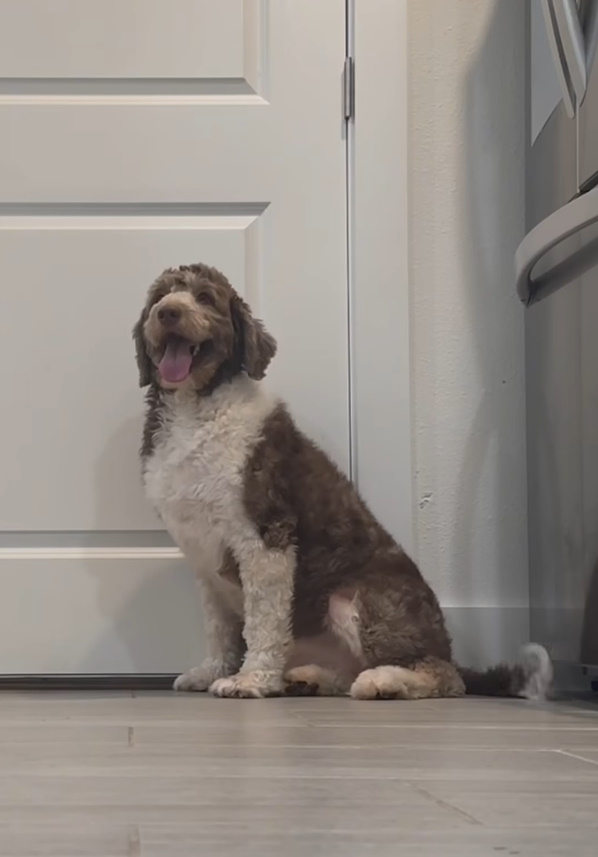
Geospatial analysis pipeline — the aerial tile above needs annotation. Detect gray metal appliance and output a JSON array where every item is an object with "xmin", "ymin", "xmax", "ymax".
[{"xmin": 517, "ymin": 0, "xmax": 598, "ymax": 686}]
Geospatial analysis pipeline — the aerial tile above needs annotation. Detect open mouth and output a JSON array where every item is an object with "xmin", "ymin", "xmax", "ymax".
[{"xmin": 157, "ymin": 335, "xmax": 206, "ymax": 384}]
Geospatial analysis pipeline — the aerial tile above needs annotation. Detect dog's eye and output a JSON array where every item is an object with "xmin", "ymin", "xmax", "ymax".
[
  {"xmin": 196, "ymin": 292, "xmax": 215, "ymax": 306},
  {"xmin": 151, "ymin": 291, "xmax": 168, "ymax": 307}
]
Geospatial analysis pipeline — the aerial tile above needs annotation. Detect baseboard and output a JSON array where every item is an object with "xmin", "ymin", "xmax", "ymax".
[{"xmin": 0, "ymin": 674, "xmax": 177, "ymax": 691}]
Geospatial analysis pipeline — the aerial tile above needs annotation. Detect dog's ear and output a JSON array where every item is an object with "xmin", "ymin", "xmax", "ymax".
[
  {"xmin": 132, "ymin": 309, "xmax": 153, "ymax": 387},
  {"xmin": 231, "ymin": 295, "xmax": 277, "ymax": 380}
]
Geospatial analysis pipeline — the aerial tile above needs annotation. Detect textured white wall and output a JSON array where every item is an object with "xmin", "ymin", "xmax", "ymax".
[{"xmin": 408, "ymin": 0, "xmax": 529, "ymax": 663}]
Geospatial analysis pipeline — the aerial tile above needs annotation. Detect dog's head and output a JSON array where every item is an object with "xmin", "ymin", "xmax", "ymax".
[{"xmin": 133, "ymin": 263, "xmax": 276, "ymax": 392}]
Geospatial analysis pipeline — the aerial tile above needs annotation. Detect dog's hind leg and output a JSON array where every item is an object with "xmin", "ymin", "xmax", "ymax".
[
  {"xmin": 283, "ymin": 629, "xmax": 363, "ymax": 696},
  {"xmin": 323, "ymin": 570, "xmax": 463, "ymax": 700},
  {"xmin": 284, "ymin": 664, "xmax": 349, "ymax": 696},
  {"xmin": 350, "ymin": 658, "xmax": 465, "ymax": 700}
]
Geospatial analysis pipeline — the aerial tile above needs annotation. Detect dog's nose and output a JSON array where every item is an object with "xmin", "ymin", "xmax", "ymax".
[{"xmin": 157, "ymin": 306, "xmax": 181, "ymax": 326}]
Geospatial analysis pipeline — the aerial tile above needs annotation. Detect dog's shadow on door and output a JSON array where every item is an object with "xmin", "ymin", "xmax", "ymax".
[{"xmin": 77, "ymin": 411, "xmax": 203, "ymax": 676}]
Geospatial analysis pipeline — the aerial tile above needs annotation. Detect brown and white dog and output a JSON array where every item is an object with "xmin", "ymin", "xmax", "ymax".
[{"xmin": 133, "ymin": 262, "xmax": 552, "ymax": 700}]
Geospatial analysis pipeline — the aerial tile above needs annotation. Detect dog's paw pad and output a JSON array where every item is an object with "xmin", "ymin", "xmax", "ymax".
[
  {"xmin": 173, "ymin": 668, "xmax": 211, "ymax": 692},
  {"xmin": 284, "ymin": 680, "xmax": 319, "ymax": 696},
  {"xmin": 350, "ymin": 667, "xmax": 409, "ymax": 700},
  {"xmin": 210, "ymin": 671, "xmax": 283, "ymax": 699},
  {"xmin": 284, "ymin": 665, "xmax": 323, "ymax": 696}
]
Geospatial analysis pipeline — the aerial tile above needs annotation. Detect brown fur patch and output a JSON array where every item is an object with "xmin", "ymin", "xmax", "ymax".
[
  {"xmin": 140, "ymin": 385, "xmax": 164, "ymax": 460},
  {"xmin": 458, "ymin": 663, "xmax": 525, "ymax": 697},
  {"xmin": 243, "ymin": 404, "xmax": 454, "ymax": 664}
]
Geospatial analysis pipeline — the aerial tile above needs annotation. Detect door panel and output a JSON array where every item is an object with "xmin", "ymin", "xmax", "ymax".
[
  {"xmin": 0, "ymin": 549, "xmax": 199, "ymax": 674},
  {"xmin": 0, "ymin": 216, "xmax": 257, "ymax": 531},
  {"xmin": 0, "ymin": 0, "xmax": 248, "ymax": 80},
  {"xmin": 0, "ymin": 0, "xmax": 348, "ymax": 674}
]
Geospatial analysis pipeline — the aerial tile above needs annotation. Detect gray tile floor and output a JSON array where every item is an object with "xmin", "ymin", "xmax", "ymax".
[{"xmin": 1, "ymin": 692, "xmax": 598, "ymax": 855}]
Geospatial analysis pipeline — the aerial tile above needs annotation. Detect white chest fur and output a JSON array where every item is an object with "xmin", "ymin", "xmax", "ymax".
[{"xmin": 143, "ymin": 376, "xmax": 276, "ymax": 580}]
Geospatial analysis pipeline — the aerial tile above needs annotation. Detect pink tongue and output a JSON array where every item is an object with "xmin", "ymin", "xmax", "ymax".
[{"xmin": 158, "ymin": 339, "xmax": 193, "ymax": 383}]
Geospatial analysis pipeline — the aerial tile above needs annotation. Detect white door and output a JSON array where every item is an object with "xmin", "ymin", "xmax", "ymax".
[{"xmin": 0, "ymin": 0, "xmax": 349, "ymax": 675}]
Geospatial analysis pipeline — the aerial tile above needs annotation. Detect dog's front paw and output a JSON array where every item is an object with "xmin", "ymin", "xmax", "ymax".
[
  {"xmin": 210, "ymin": 670, "xmax": 284, "ymax": 699},
  {"xmin": 173, "ymin": 660, "xmax": 233, "ymax": 692}
]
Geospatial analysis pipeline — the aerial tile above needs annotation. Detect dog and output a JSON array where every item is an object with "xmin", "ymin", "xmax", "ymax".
[{"xmin": 133, "ymin": 262, "xmax": 552, "ymax": 700}]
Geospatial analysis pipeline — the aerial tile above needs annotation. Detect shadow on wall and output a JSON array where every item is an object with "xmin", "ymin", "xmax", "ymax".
[
  {"xmin": 80, "ymin": 406, "xmax": 202, "ymax": 675},
  {"xmin": 580, "ymin": 560, "xmax": 598, "ymax": 665},
  {"xmin": 448, "ymin": 0, "xmax": 528, "ymax": 666}
]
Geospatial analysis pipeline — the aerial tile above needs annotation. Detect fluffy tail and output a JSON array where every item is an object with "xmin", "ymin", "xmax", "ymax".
[{"xmin": 457, "ymin": 644, "xmax": 553, "ymax": 700}]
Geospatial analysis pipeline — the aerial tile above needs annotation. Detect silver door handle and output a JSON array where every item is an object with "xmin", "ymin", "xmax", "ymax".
[
  {"xmin": 541, "ymin": 0, "xmax": 580, "ymax": 116},
  {"xmin": 516, "ymin": 186, "xmax": 598, "ymax": 305}
]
